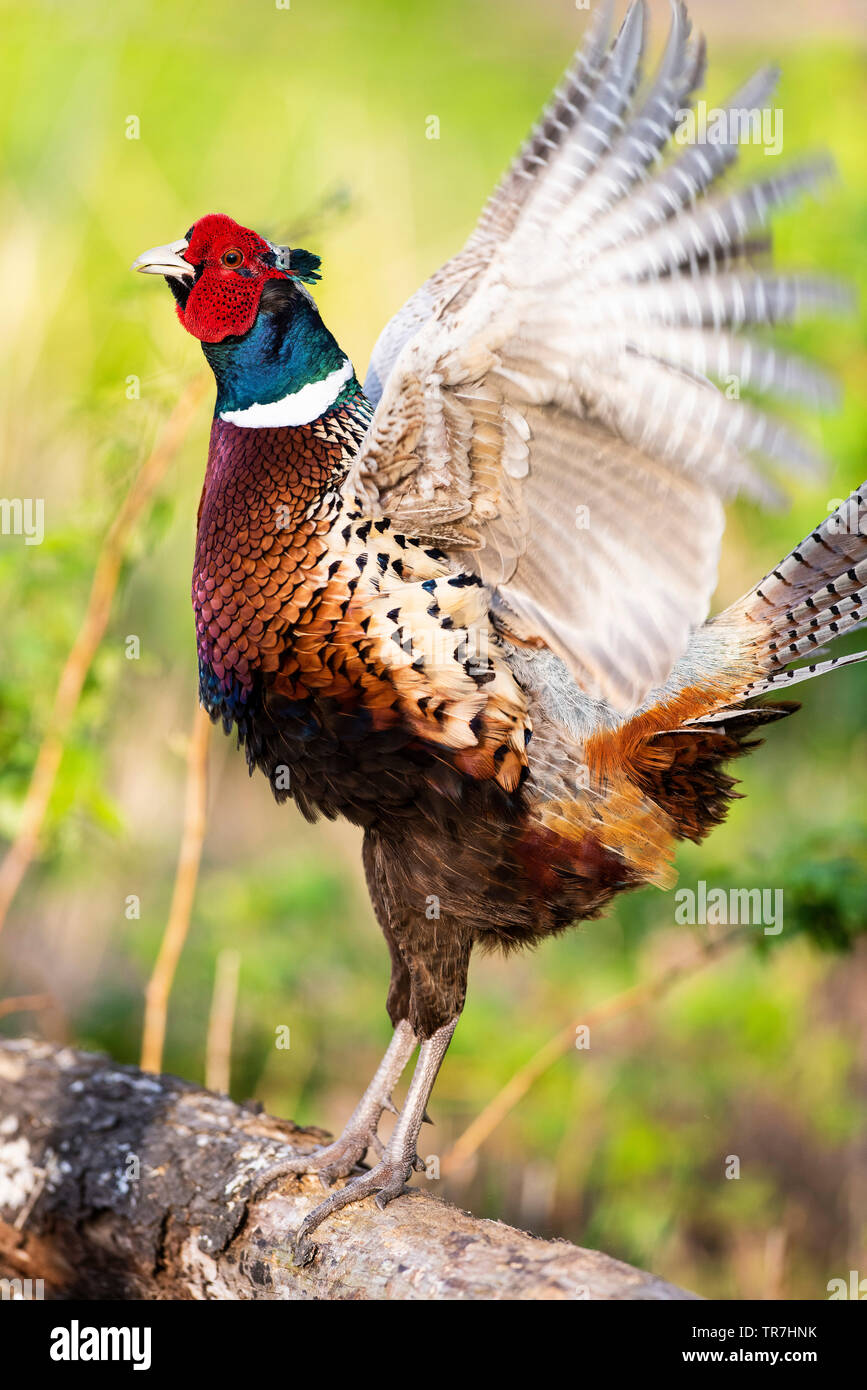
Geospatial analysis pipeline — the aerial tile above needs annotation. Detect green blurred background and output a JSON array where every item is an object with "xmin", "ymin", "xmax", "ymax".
[{"xmin": 1, "ymin": 0, "xmax": 865, "ymax": 1299}]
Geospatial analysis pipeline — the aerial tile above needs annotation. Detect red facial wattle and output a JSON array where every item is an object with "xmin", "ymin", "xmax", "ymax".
[{"xmin": 177, "ymin": 214, "xmax": 290, "ymax": 343}]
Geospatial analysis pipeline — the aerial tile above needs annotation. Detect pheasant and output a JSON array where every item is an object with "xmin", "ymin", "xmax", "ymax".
[{"xmin": 133, "ymin": 0, "xmax": 866, "ymax": 1262}]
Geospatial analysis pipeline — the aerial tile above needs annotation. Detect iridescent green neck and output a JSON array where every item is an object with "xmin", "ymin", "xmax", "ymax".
[{"xmin": 203, "ymin": 287, "xmax": 353, "ymax": 418}]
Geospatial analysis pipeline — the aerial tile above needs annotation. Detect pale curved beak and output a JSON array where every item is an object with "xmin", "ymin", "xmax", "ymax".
[{"xmin": 130, "ymin": 238, "xmax": 194, "ymax": 278}]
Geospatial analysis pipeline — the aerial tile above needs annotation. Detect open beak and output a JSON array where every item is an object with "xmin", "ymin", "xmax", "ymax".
[{"xmin": 130, "ymin": 238, "xmax": 194, "ymax": 279}]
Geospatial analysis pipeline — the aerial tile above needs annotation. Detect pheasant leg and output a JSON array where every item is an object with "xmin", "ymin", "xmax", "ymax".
[
  {"xmin": 252, "ymin": 1019, "xmax": 418, "ymax": 1193},
  {"xmin": 293, "ymin": 1017, "xmax": 458, "ymax": 1265}
]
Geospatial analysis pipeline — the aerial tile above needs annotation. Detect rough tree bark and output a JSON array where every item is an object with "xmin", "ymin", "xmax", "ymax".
[{"xmin": 0, "ymin": 1038, "xmax": 696, "ymax": 1301}]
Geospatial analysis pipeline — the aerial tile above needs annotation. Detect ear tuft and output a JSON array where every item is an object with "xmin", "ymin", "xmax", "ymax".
[
  {"xmin": 288, "ymin": 247, "xmax": 322, "ymax": 284},
  {"xmin": 267, "ymin": 241, "xmax": 322, "ymax": 283}
]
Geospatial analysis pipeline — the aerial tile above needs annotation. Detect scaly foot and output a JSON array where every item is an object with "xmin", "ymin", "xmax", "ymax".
[
  {"xmin": 290, "ymin": 1017, "xmax": 458, "ymax": 1264},
  {"xmin": 249, "ymin": 1020, "xmax": 418, "ymax": 1197},
  {"xmin": 293, "ymin": 1135, "xmax": 425, "ymax": 1265},
  {"xmin": 252, "ymin": 1118, "xmax": 385, "ymax": 1195}
]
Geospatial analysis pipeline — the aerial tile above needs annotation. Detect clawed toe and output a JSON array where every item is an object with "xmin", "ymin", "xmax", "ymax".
[
  {"xmin": 249, "ymin": 1151, "xmax": 317, "ymax": 1198},
  {"xmin": 373, "ymin": 1171, "xmax": 408, "ymax": 1210},
  {"xmin": 292, "ymin": 1152, "xmax": 417, "ymax": 1263},
  {"xmin": 250, "ymin": 1131, "xmax": 375, "ymax": 1198}
]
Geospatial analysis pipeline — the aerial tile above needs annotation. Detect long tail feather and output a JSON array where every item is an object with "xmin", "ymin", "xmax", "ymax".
[{"xmin": 694, "ymin": 482, "xmax": 867, "ymax": 720}]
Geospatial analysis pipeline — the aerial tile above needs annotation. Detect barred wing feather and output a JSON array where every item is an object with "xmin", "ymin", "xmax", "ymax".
[{"xmin": 349, "ymin": 0, "xmax": 847, "ymax": 712}]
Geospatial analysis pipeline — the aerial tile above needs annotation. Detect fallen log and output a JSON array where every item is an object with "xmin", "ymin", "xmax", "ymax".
[{"xmin": 0, "ymin": 1038, "xmax": 696, "ymax": 1300}]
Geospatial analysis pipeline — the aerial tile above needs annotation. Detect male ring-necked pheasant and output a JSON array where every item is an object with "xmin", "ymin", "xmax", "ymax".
[{"xmin": 133, "ymin": 0, "xmax": 866, "ymax": 1261}]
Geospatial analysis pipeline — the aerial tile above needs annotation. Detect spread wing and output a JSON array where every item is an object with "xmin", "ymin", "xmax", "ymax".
[{"xmin": 349, "ymin": 0, "xmax": 846, "ymax": 713}]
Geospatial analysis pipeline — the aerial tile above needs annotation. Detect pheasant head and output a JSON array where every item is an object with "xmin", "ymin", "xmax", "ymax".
[
  {"xmin": 132, "ymin": 213, "xmax": 321, "ymax": 342},
  {"xmin": 132, "ymin": 214, "xmax": 351, "ymax": 422}
]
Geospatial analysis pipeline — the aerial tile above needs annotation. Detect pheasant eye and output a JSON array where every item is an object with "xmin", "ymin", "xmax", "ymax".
[{"xmin": 221, "ymin": 248, "xmax": 244, "ymax": 268}]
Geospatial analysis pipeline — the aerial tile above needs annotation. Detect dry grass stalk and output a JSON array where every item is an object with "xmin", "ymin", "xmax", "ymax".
[
  {"xmin": 0, "ymin": 992, "xmax": 56, "ymax": 1020},
  {"xmin": 205, "ymin": 947, "xmax": 241, "ymax": 1094},
  {"xmin": 140, "ymin": 702, "xmax": 211, "ymax": 1074}
]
